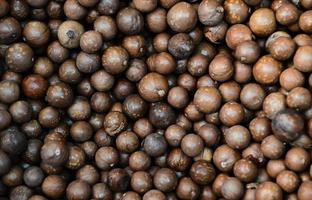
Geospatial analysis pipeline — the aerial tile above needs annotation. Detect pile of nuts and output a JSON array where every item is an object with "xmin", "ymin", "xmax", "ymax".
[{"xmin": 0, "ymin": 0, "xmax": 312, "ymax": 199}]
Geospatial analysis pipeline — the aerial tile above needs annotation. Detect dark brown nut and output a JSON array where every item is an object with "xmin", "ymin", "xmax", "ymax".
[
  {"xmin": 90, "ymin": 70, "xmax": 115, "ymax": 92},
  {"xmin": 1, "ymin": 127, "xmax": 27, "ymax": 155},
  {"xmin": 225, "ymin": 125, "xmax": 251, "ymax": 150},
  {"xmin": 261, "ymin": 135, "xmax": 285, "ymax": 159},
  {"xmin": 42, "ymin": 175, "xmax": 66, "ymax": 199},
  {"xmin": 249, "ymin": 8, "xmax": 276, "ymax": 37},
  {"xmin": 249, "ymin": 117, "xmax": 272, "ymax": 142},
  {"xmin": 209, "ymin": 54, "xmax": 234, "ymax": 82},
  {"xmin": 153, "ymin": 168, "xmax": 177, "ymax": 192},
  {"xmin": 149, "ymin": 102, "xmax": 176, "ymax": 129},
  {"xmin": 276, "ymin": 3, "xmax": 299, "ymax": 26},
  {"xmin": 298, "ymin": 181, "xmax": 312, "ymax": 200},
  {"xmin": 23, "ymin": 166, "xmax": 44, "ymax": 187},
  {"xmin": 219, "ymin": 101, "xmax": 245, "ymax": 126},
  {"xmin": 46, "ymin": 82, "xmax": 74, "ymax": 108},
  {"xmin": 38, "ymin": 106, "xmax": 60, "ymax": 128},
  {"xmin": 198, "ymin": 0, "xmax": 224, "ymax": 26},
  {"xmin": 143, "ymin": 189, "xmax": 166, "ymax": 200},
  {"xmin": 66, "ymin": 180, "xmax": 91, "ymax": 200},
  {"xmin": 133, "ymin": 0, "xmax": 157, "ymax": 12},
  {"xmin": 130, "ymin": 171, "xmax": 152, "ymax": 194},
  {"xmin": 279, "ymin": 68, "xmax": 304, "ymax": 91},
  {"xmin": 299, "ymin": 11, "xmax": 312, "ymax": 33},
  {"xmin": 168, "ymin": 33, "xmax": 194, "ymax": 59},
  {"xmin": 285, "ymin": 147, "xmax": 311, "ymax": 172},
  {"xmin": 0, "ymin": 150, "xmax": 11, "ymax": 176},
  {"xmin": 138, "ymin": 72, "xmax": 169, "ymax": 102},
  {"xmin": 95, "ymin": 147, "xmax": 119, "ymax": 170},
  {"xmin": 22, "ymin": 21, "xmax": 50, "ymax": 47},
  {"xmin": 47, "ymin": 41, "xmax": 69, "ymax": 63},
  {"xmin": 9, "ymin": 185, "xmax": 33, "ymax": 200},
  {"xmin": 224, "ymin": 0, "xmax": 249, "ymax": 24},
  {"xmin": 198, "ymin": 123, "xmax": 220, "ymax": 147},
  {"xmin": 97, "ymin": 0, "xmax": 119, "ymax": 15},
  {"xmin": 2, "ymin": 165, "xmax": 23, "ymax": 187},
  {"xmin": 286, "ymin": 87, "xmax": 312, "ymax": 110},
  {"xmin": 221, "ymin": 177, "xmax": 244, "ymax": 200},
  {"xmin": 194, "ymin": 87, "xmax": 222, "ymax": 114},
  {"xmin": 218, "ymin": 81, "xmax": 241, "ymax": 102},
  {"xmin": 266, "ymin": 159, "xmax": 286, "ymax": 178},
  {"xmin": 212, "ymin": 173, "xmax": 229, "ymax": 196},
  {"xmin": 276, "ymin": 170, "xmax": 300, "ymax": 193},
  {"xmin": 204, "ymin": 21, "xmax": 228, "ymax": 44},
  {"xmin": 103, "ymin": 111, "xmax": 127, "ymax": 136},
  {"xmin": 66, "ymin": 146, "xmax": 86, "ymax": 170},
  {"xmin": 253, "ymin": 55, "xmax": 282, "ymax": 85},
  {"xmin": 0, "ymin": 17, "xmax": 21, "ymax": 44},
  {"xmin": 0, "ymin": 80, "xmax": 20, "ymax": 104},
  {"xmin": 181, "ymin": 134, "xmax": 204, "ymax": 157},
  {"xmin": 293, "ymin": 45, "xmax": 312, "ymax": 72},
  {"xmin": 226, "ymin": 24, "xmax": 253, "ymax": 50},
  {"xmin": 187, "ymin": 54, "xmax": 209, "ymax": 76},
  {"xmin": 57, "ymin": 20, "xmax": 84, "ymax": 49},
  {"xmin": 167, "ymin": 148, "xmax": 192, "ymax": 172},
  {"xmin": 76, "ymin": 52, "xmax": 100, "ymax": 75},
  {"xmin": 116, "ymin": 7, "xmax": 144, "ymax": 35},
  {"xmin": 102, "ymin": 46, "xmax": 129, "ymax": 75},
  {"xmin": 271, "ymin": 0, "xmax": 289, "ymax": 11},
  {"xmin": 143, "ymin": 133, "xmax": 168, "ymax": 157},
  {"xmin": 234, "ymin": 159, "xmax": 258, "ymax": 182},
  {"xmin": 167, "ymin": 86, "xmax": 189, "ymax": 109},
  {"xmin": 273, "ymin": 109, "xmax": 304, "ymax": 141},
  {"xmin": 122, "ymin": 35, "xmax": 146, "ymax": 58},
  {"xmin": 122, "ymin": 94, "xmax": 147, "ymax": 119},
  {"xmin": 59, "ymin": 59, "xmax": 82, "ymax": 84},
  {"xmin": 213, "ymin": 144, "xmax": 240, "ymax": 172},
  {"xmin": 40, "ymin": 140, "xmax": 68, "ymax": 167},
  {"xmin": 190, "ymin": 160, "xmax": 216, "ymax": 185},
  {"xmin": 153, "ymin": 33, "xmax": 170, "ymax": 53},
  {"xmin": 147, "ymin": 52, "xmax": 176, "ymax": 75},
  {"xmin": 22, "ymin": 75, "xmax": 48, "ymax": 99},
  {"xmin": 94, "ymin": 16, "xmax": 117, "ymax": 41},
  {"xmin": 146, "ymin": 8, "xmax": 167, "ymax": 33},
  {"xmin": 116, "ymin": 131, "xmax": 139, "ymax": 153},
  {"xmin": 64, "ymin": 0, "xmax": 87, "ymax": 20},
  {"xmin": 167, "ymin": 2, "xmax": 197, "ymax": 33},
  {"xmin": 92, "ymin": 183, "xmax": 112, "ymax": 200},
  {"xmin": 234, "ymin": 41, "xmax": 260, "ymax": 64},
  {"xmin": 255, "ymin": 182, "xmax": 283, "ymax": 200},
  {"xmin": 178, "ymin": 73, "xmax": 196, "ymax": 92},
  {"xmin": 263, "ymin": 92, "xmax": 287, "ymax": 119},
  {"xmin": 189, "ymin": 27, "xmax": 203, "ymax": 46},
  {"xmin": 300, "ymin": 0, "xmax": 312, "ymax": 9},
  {"xmin": 129, "ymin": 151, "xmax": 151, "ymax": 171},
  {"xmin": 5, "ymin": 43, "xmax": 34, "ymax": 72},
  {"xmin": 9, "ymin": 100, "xmax": 32, "ymax": 124},
  {"xmin": 268, "ymin": 37, "xmax": 296, "ymax": 61},
  {"xmin": 10, "ymin": 0, "xmax": 30, "ymax": 20},
  {"xmin": 80, "ymin": 30, "xmax": 103, "ymax": 53},
  {"xmin": 233, "ymin": 61, "xmax": 252, "ymax": 83},
  {"xmin": 108, "ymin": 168, "xmax": 130, "ymax": 192},
  {"xmin": 240, "ymin": 83, "xmax": 265, "ymax": 110},
  {"xmin": 176, "ymin": 177, "xmax": 200, "ymax": 200},
  {"xmin": 293, "ymin": 34, "xmax": 312, "ymax": 46}
]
